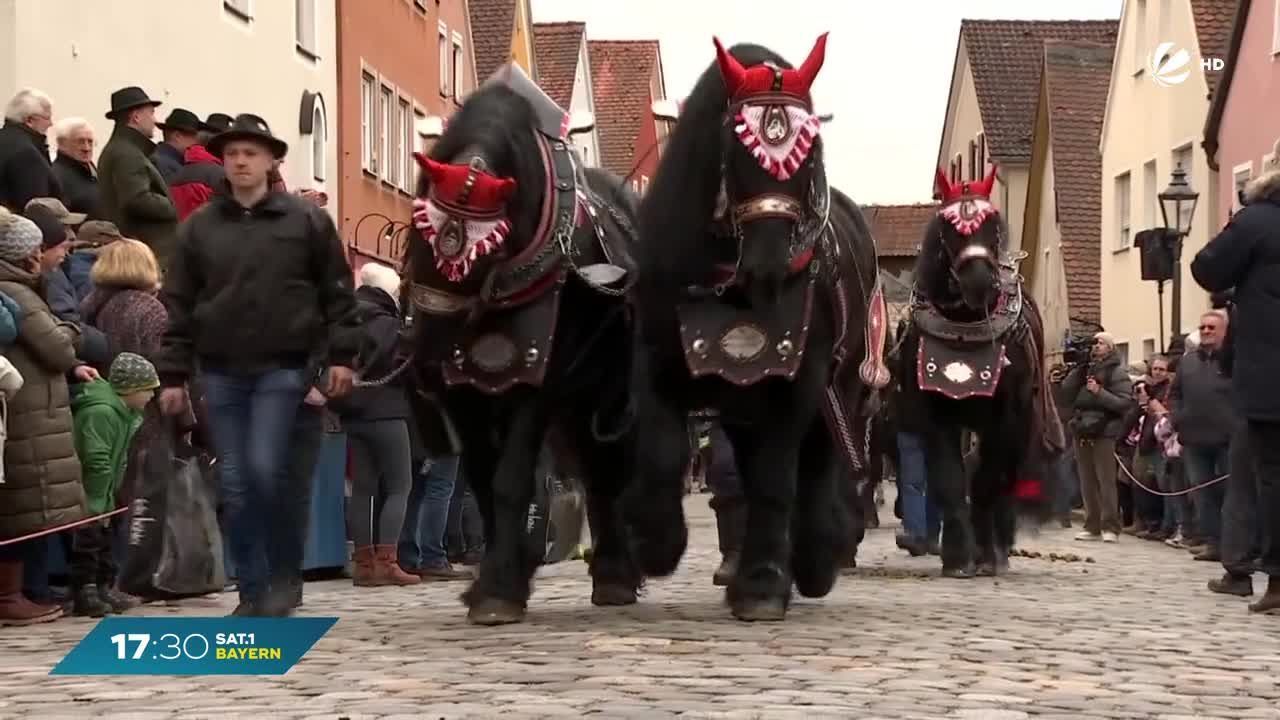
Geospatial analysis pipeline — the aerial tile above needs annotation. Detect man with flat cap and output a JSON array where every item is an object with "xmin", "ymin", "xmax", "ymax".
[
  {"xmin": 156, "ymin": 114, "xmax": 359, "ymax": 617},
  {"xmin": 152, "ymin": 108, "xmax": 203, "ymax": 181},
  {"xmin": 97, "ymin": 86, "xmax": 178, "ymax": 270}
]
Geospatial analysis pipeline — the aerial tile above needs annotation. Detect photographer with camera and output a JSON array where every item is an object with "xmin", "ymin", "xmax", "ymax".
[
  {"xmin": 1059, "ymin": 332, "xmax": 1134, "ymax": 542},
  {"xmin": 1190, "ymin": 148, "xmax": 1280, "ymax": 613}
]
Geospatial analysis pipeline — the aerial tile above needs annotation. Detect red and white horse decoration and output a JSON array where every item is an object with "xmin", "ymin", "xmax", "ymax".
[{"xmin": 412, "ymin": 153, "xmax": 517, "ymax": 282}]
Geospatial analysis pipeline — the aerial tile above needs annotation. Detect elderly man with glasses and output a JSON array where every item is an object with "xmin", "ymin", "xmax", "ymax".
[
  {"xmin": 0, "ymin": 88, "xmax": 61, "ymax": 212},
  {"xmin": 50, "ymin": 117, "xmax": 101, "ymax": 219}
]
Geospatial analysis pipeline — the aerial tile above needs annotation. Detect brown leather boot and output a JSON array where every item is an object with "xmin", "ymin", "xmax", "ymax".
[
  {"xmin": 0, "ymin": 560, "xmax": 62, "ymax": 626},
  {"xmin": 352, "ymin": 546, "xmax": 379, "ymax": 587},
  {"xmin": 375, "ymin": 546, "xmax": 421, "ymax": 586}
]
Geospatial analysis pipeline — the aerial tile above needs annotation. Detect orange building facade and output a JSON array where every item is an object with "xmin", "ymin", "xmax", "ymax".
[{"xmin": 336, "ymin": 0, "xmax": 477, "ymax": 272}]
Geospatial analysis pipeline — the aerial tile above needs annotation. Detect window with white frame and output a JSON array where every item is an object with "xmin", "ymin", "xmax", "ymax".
[
  {"xmin": 413, "ymin": 108, "xmax": 428, "ymax": 155},
  {"xmin": 1233, "ymin": 162, "xmax": 1253, "ymax": 214},
  {"xmin": 413, "ymin": 0, "xmax": 428, "ymax": 12},
  {"xmin": 311, "ymin": 103, "xmax": 326, "ymax": 183},
  {"xmin": 1173, "ymin": 145, "xmax": 1193, "ymax": 230},
  {"xmin": 380, "ymin": 85, "xmax": 395, "ymax": 185},
  {"xmin": 361, "ymin": 71, "xmax": 376, "ymax": 173},
  {"xmin": 296, "ymin": 0, "xmax": 317, "ymax": 57},
  {"xmin": 641, "ymin": 176, "xmax": 650, "ymax": 195},
  {"xmin": 976, "ymin": 133, "xmax": 985, "ymax": 176},
  {"xmin": 1116, "ymin": 342, "xmax": 1130, "ymax": 367},
  {"xmin": 1142, "ymin": 339, "xmax": 1155, "ymax": 362},
  {"xmin": 224, "ymin": 0, "xmax": 252, "ymax": 20},
  {"xmin": 1133, "ymin": 0, "xmax": 1148, "ymax": 74},
  {"xmin": 1115, "ymin": 172, "xmax": 1131, "ymax": 251},
  {"xmin": 438, "ymin": 23, "xmax": 451, "ymax": 97},
  {"xmin": 954, "ymin": 153, "xmax": 963, "ymax": 183},
  {"xmin": 967, "ymin": 140, "xmax": 976, "ymax": 181},
  {"xmin": 1273, "ymin": 0, "xmax": 1280, "ymax": 55},
  {"xmin": 398, "ymin": 98, "xmax": 413, "ymax": 193},
  {"xmin": 452, "ymin": 33, "xmax": 465, "ymax": 101},
  {"xmin": 1142, "ymin": 159, "xmax": 1157, "ymax": 229}
]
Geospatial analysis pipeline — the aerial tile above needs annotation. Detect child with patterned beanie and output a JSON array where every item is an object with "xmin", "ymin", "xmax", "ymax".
[{"xmin": 68, "ymin": 352, "xmax": 158, "ymax": 616}]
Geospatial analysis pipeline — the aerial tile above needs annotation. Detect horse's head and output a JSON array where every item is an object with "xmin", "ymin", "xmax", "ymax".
[
  {"xmin": 924, "ymin": 165, "xmax": 1004, "ymax": 312},
  {"xmin": 714, "ymin": 34, "xmax": 828, "ymax": 309},
  {"xmin": 409, "ymin": 85, "xmax": 543, "ymax": 286}
]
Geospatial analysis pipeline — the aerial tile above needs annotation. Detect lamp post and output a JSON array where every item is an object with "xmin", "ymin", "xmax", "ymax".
[{"xmin": 1158, "ymin": 162, "xmax": 1199, "ymax": 340}]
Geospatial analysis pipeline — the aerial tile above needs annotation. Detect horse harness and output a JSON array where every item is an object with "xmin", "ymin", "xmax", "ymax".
[{"xmin": 408, "ymin": 129, "xmax": 636, "ymax": 395}]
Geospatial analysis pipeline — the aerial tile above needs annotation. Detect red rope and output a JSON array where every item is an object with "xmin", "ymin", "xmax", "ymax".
[{"xmin": 0, "ymin": 506, "xmax": 130, "ymax": 547}]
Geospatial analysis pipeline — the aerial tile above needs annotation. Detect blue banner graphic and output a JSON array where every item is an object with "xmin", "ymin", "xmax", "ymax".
[{"xmin": 50, "ymin": 617, "xmax": 337, "ymax": 675}]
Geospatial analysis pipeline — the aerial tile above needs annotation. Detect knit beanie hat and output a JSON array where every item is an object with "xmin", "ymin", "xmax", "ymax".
[
  {"xmin": 359, "ymin": 262, "xmax": 401, "ymax": 303},
  {"xmin": 109, "ymin": 352, "xmax": 160, "ymax": 395},
  {"xmin": 0, "ymin": 212, "xmax": 43, "ymax": 263}
]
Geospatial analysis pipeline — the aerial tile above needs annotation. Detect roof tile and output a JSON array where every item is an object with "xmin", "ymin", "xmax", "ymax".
[
  {"xmin": 961, "ymin": 19, "xmax": 1118, "ymax": 164},
  {"xmin": 588, "ymin": 40, "xmax": 660, "ymax": 177},
  {"xmin": 1042, "ymin": 40, "xmax": 1115, "ymax": 325},
  {"xmin": 862, "ymin": 204, "xmax": 936, "ymax": 258},
  {"xmin": 1191, "ymin": 0, "xmax": 1237, "ymax": 97},
  {"xmin": 532, "ymin": 22, "xmax": 585, "ymax": 108},
  {"xmin": 469, "ymin": 0, "xmax": 517, "ymax": 84}
]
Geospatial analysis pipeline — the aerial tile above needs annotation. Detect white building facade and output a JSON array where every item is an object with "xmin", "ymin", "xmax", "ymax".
[{"xmin": 0, "ymin": 0, "xmax": 338, "ymax": 216}]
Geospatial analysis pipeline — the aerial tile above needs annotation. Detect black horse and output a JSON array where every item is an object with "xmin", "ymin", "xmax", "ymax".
[
  {"xmin": 402, "ymin": 66, "xmax": 641, "ymax": 624},
  {"xmin": 623, "ymin": 35, "xmax": 889, "ymax": 621},
  {"xmin": 895, "ymin": 167, "xmax": 1063, "ymax": 578}
]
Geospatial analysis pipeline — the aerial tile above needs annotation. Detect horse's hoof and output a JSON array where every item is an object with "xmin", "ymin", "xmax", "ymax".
[
  {"xmin": 466, "ymin": 598, "xmax": 526, "ymax": 626},
  {"xmin": 941, "ymin": 564, "xmax": 975, "ymax": 579},
  {"xmin": 976, "ymin": 562, "xmax": 994, "ymax": 577},
  {"xmin": 591, "ymin": 583, "xmax": 638, "ymax": 607},
  {"xmin": 731, "ymin": 597, "xmax": 787, "ymax": 622}
]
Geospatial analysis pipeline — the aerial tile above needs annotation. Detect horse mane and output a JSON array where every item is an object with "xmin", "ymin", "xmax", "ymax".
[
  {"xmin": 402, "ymin": 84, "xmax": 547, "ymax": 282},
  {"xmin": 636, "ymin": 43, "xmax": 804, "ymax": 292}
]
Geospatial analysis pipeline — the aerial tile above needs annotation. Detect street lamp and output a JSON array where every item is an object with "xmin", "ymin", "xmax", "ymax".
[{"xmin": 1158, "ymin": 162, "xmax": 1199, "ymax": 340}]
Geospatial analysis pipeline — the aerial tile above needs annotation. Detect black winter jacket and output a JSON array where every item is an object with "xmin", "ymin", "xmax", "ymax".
[
  {"xmin": 0, "ymin": 120, "xmax": 60, "ymax": 212},
  {"xmin": 1191, "ymin": 169, "xmax": 1280, "ymax": 422},
  {"xmin": 1169, "ymin": 349, "xmax": 1237, "ymax": 447},
  {"xmin": 154, "ymin": 191, "xmax": 360, "ymax": 385},
  {"xmin": 333, "ymin": 286, "xmax": 411, "ymax": 423},
  {"xmin": 51, "ymin": 153, "xmax": 100, "ymax": 219}
]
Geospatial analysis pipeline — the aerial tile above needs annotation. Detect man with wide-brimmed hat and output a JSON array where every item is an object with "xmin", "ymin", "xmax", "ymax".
[
  {"xmin": 97, "ymin": 86, "xmax": 177, "ymax": 270},
  {"xmin": 198, "ymin": 112, "xmax": 232, "ymax": 147},
  {"xmin": 156, "ymin": 113, "xmax": 359, "ymax": 617},
  {"xmin": 152, "ymin": 108, "xmax": 202, "ymax": 181}
]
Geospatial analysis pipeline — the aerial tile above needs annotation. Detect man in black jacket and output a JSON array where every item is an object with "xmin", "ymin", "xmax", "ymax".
[
  {"xmin": 1191, "ymin": 154, "xmax": 1280, "ymax": 613},
  {"xmin": 155, "ymin": 114, "xmax": 359, "ymax": 617},
  {"xmin": 0, "ymin": 89, "xmax": 60, "ymax": 212}
]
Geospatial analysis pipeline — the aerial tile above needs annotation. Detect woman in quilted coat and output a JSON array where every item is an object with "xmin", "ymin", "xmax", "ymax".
[{"xmin": 0, "ymin": 209, "xmax": 97, "ymax": 625}]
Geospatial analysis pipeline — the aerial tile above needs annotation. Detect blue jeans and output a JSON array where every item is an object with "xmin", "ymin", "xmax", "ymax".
[
  {"xmin": 1051, "ymin": 450, "xmax": 1079, "ymax": 516},
  {"xmin": 203, "ymin": 367, "xmax": 309, "ymax": 604},
  {"xmin": 897, "ymin": 433, "xmax": 939, "ymax": 542},
  {"xmin": 398, "ymin": 454, "xmax": 460, "ymax": 570},
  {"xmin": 1183, "ymin": 443, "xmax": 1230, "ymax": 547}
]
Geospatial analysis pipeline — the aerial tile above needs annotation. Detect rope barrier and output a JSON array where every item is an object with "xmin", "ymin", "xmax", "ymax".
[
  {"xmin": 0, "ymin": 505, "xmax": 130, "ymax": 547},
  {"xmin": 1113, "ymin": 452, "xmax": 1229, "ymax": 497}
]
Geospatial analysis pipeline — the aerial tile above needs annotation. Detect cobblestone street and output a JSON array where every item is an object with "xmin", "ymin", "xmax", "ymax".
[{"xmin": 2, "ymin": 496, "xmax": 1278, "ymax": 719}]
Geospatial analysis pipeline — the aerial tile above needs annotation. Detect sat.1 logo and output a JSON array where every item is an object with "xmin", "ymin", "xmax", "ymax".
[{"xmin": 1150, "ymin": 41, "xmax": 1224, "ymax": 88}]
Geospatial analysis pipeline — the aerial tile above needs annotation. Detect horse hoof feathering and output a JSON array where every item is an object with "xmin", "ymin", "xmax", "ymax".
[
  {"xmin": 466, "ymin": 598, "xmax": 527, "ymax": 626},
  {"xmin": 731, "ymin": 597, "xmax": 788, "ymax": 622},
  {"xmin": 591, "ymin": 583, "xmax": 639, "ymax": 607}
]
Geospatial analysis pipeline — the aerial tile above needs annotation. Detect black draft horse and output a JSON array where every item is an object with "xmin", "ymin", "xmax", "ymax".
[
  {"xmin": 623, "ymin": 35, "xmax": 887, "ymax": 621},
  {"xmin": 896, "ymin": 167, "xmax": 1063, "ymax": 578},
  {"xmin": 402, "ymin": 75, "xmax": 641, "ymax": 624}
]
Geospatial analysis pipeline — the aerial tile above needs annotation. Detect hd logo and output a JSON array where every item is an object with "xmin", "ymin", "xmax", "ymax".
[{"xmin": 1150, "ymin": 42, "xmax": 1224, "ymax": 87}]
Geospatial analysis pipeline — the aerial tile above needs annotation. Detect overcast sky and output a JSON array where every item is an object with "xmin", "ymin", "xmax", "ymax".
[{"xmin": 532, "ymin": 0, "xmax": 1123, "ymax": 205}]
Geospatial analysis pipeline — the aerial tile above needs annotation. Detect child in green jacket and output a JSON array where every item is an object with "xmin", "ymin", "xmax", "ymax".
[{"xmin": 69, "ymin": 352, "xmax": 157, "ymax": 617}]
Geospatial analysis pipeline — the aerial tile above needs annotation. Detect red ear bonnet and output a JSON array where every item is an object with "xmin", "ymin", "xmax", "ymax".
[
  {"xmin": 413, "ymin": 153, "xmax": 516, "ymax": 215},
  {"xmin": 935, "ymin": 164, "xmax": 997, "ymax": 205},
  {"xmin": 713, "ymin": 33, "xmax": 828, "ymax": 103}
]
